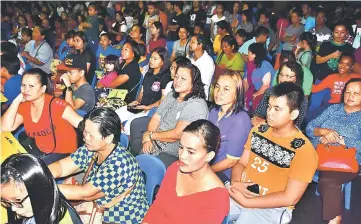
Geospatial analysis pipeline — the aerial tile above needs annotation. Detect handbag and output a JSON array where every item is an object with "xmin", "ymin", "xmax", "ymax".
[
  {"xmin": 316, "ymin": 144, "xmax": 359, "ymax": 173},
  {"xmin": 74, "ymin": 154, "xmax": 136, "ymax": 224}
]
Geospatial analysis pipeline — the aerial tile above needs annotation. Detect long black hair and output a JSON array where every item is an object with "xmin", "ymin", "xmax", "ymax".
[
  {"xmin": 249, "ymin": 42, "xmax": 267, "ymax": 68},
  {"xmin": 173, "ymin": 58, "xmax": 205, "ymax": 101},
  {"xmin": 74, "ymin": 31, "xmax": 89, "ymax": 53},
  {"xmin": 1, "ymin": 154, "xmax": 74, "ymax": 224},
  {"xmin": 149, "ymin": 47, "xmax": 170, "ymax": 75}
]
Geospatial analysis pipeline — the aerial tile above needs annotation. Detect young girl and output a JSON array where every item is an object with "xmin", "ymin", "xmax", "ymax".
[
  {"xmin": 97, "ymin": 55, "xmax": 120, "ymax": 88},
  {"xmin": 110, "ymin": 11, "xmax": 127, "ymax": 45},
  {"xmin": 295, "ymin": 32, "xmax": 316, "ymax": 68}
]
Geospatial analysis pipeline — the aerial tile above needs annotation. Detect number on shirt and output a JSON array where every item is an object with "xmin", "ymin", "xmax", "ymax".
[{"xmin": 250, "ymin": 157, "xmax": 270, "ymax": 173}]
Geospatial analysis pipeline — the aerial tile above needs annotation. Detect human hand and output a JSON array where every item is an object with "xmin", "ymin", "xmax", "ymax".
[
  {"xmin": 142, "ymin": 141, "xmax": 154, "ymax": 154},
  {"xmin": 296, "ymin": 42, "xmax": 302, "ymax": 49},
  {"xmin": 231, "ymin": 181, "xmax": 259, "ymax": 198},
  {"xmin": 135, "ymin": 105, "xmax": 149, "ymax": 110},
  {"xmin": 321, "ymin": 128, "xmax": 341, "ymax": 144},
  {"xmin": 142, "ymin": 131, "xmax": 151, "ymax": 143},
  {"xmin": 128, "ymin": 101, "xmax": 140, "ymax": 107},
  {"xmin": 14, "ymin": 93, "xmax": 26, "ymax": 103},
  {"xmin": 20, "ymin": 51, "xmax": 30, "ymax": 58},
  {"xmin": 228, "ymin": 185, "xmax": 252, "ymax": 207},
  {"xmin": 60, "ymin": 73, "xmax": 71, "ymax": 87},
  {"xmin": 331, "ymin": 50, "xmax": 341, "ymax": 59},
  {"xmin": 251, "ymin": 116, "xmax": 266, "ymax": 126}
]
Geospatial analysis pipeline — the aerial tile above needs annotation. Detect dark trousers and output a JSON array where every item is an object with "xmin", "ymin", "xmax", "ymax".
[
  {"xmin": 18, "ymin": 132, "xmax": 69, "ymax": 165},
  {"xmin": 130, "ymin": 117, "xmax": 178, "ymax": 168},
  {"xmin": 318, "ymin": 170, "xmax": 359, "ymax": 220}
]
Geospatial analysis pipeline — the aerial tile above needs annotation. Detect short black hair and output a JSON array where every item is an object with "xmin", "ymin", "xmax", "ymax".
[
  {"xmin": 221, "ymin": 35, "xmax": 239, "ymax": 53},
  {"xmin": 0, "ymin": 42, "xmax": 18, "ymax": 56},
  {"xmin": 255, "ymin": 26, "xmax": 269, "ymax": 37},
  {"xmin": 21, "ymin": 27, "xmax": 32, "ymax": 37},
  {"xmin": 65, "ymin": 30, "xmax": 76, "ymax": 40},
  {"xmin": 173, "ymin": 1, "xmax": 184, "ymax": 10},
  {"xmin": 339, "ymin": 53, "xmax": 355, "ymax": 66},
  {"xmin": 269, "ymin": 82, "xmax": 304, "ymax": 112},
  {"xmin": 84, "ymin": 108, "xmax": 121, "ymax": 145},
  {"xmin": 277, "ymin": 61, "xmax": 304, "ymax": 87},
  {"xmin": 0, "ymin": 54, "xmax": 20, "ymax": 75}
]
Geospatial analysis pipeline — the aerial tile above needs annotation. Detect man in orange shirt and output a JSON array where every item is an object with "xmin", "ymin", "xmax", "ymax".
[{"xmin": 228, "ymin": 82, "xmax": 318, "ymax": 223}]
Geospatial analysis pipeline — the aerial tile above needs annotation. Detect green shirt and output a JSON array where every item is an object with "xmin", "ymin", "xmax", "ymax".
[
  {"xmin": 216, "ymin": 52, "xmax": 245, "ymax": 76},
  {"xmin": 272, "ymin": 65, "xmax": 313, "ymax": 95}
]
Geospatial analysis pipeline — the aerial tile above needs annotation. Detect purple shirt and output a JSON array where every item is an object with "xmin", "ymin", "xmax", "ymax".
[{"xmin": 208, "ymin": 107, "xmax": 252, "ymax": 178}]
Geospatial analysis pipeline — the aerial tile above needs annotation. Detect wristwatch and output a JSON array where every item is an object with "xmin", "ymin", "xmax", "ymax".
[
  {"xmin": 149, "ymin": 131, "xmax": 153, "ymax": 141},
  {"xmin": 66, "ymin": 86, "xmax": 73, "ymax": 92}
]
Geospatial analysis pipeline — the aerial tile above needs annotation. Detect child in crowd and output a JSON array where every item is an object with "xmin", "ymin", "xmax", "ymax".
[
  {"xmin": 235, "ymin": 28, "xmax": 248, "ymax": 49},
  {"xmin": 96, "ymin": 33, "xmax": 121, "ymax": 68},
  {"xmin": 143, "ymin": 2, "xmax": 159, "ymax": 45},
  {"xmin": 123, "ymin": 8, "xmax": 134, "ymax": 31},
  {"xmin": 97, "ymin": 54, "xmax": 120, "ymax": 88},
  {"xmin": 110, "ymin": 11, "xmax": 127, "ymax": 45},
  {"xmin": 295, "ymin": 32, "xmax": 316, "ymax": 68},
  {"xmin": 19, "ymin": 28, "xmax": 32, "ymax": 52}
]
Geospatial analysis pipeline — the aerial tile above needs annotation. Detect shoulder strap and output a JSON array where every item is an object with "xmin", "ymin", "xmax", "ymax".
[
  {"xmin": 216, "ymin": 52, "xmax": 224, "ymax": 64},
  {"xmin": 34, "ymin": 41, "xmax": 46, "ymax": 59},
  {"xmin": 46, "ymin": 97, "xmax": 57, "ymax": 155}
]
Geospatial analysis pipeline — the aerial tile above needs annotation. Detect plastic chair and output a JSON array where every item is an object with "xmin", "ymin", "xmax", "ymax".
[
  {"xmin": 120, "ymin": 133, "xmax": 129, "ymax": 148},
  {"xmin": 136, "ymin": 154, "xmax": 166, "ymax": 205},
  {"xmin": 76, "ymin": 109, "xmax": 87, "ymax": 117},
  {"xmin": 13, "ymin": 126, "xmax": 25, "ymax": 140},
  {"xmin": 313, "ymin": 171, "xmax": 352, "ymax": 210},
  {"xmin": 222, "ymin": 214, "xmax": 230, "ymax": 224}
]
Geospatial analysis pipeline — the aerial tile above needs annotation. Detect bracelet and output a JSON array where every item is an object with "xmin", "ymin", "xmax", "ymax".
[{"xmin": 149, "ymin": 131, "xmax": 153, "ymax": 141}]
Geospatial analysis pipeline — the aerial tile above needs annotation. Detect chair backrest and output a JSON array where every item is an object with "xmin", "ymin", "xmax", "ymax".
[
  {"xmin": 136, "ymin": 154, "xmax": 166, "ymax": 205},
  {"xmin": 135, "ymin": 75, "xmax": 145, "ymax": 99},
  {"xmin": 120, "ymin": 133, "xmax": 129, "ymax": 148},
  {"xmin": 90, "ymin": 74, "xmax": 97, "ymax": 88},
  {"xmin": 76, "ymin": 109, "xmax": 87, "ymax": 117}
]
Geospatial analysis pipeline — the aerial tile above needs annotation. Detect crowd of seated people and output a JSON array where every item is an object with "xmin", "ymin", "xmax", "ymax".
[{"xmin": 1, "ymin": 1, "xmax": 361, "ymax": 224}]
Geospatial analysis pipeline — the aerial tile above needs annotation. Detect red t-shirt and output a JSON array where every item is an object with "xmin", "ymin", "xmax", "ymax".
[
  {"xmin": 18, "ymin": 94, "xmax": 78, "ymax": 154},
  {"xmin": 143, "ymin": 162, "xmax": 229, "ymax": 224},
  {"xmin": 312, "ymin": 73, "xmax": 361, "ymax": 103},
  {"xmin": 148, "ymin": 38, "xmax": 167, "ymax": 54}
]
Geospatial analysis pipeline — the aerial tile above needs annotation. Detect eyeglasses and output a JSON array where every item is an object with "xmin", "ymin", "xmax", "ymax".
[
  {"xmin": 279, "ymin": 73, "xmax": 296, "ymax": 79},
  {"xmin": 1, "ymin": 195, "xmax": 29, "ymax": 208}
]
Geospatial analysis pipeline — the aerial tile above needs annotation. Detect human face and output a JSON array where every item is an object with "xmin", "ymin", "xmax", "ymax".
[
  {"xmin": 344, "ymin": 82, "xmax": 361, "ymax": 108},
  {"xmin": 278, "ymin": 66, "xmax": 297, "ymax": 84},
  {"xmin": 243, "ymin": 3, "xmax": 249, "ymax": 10},
  {"xmin": 193, "ymin": 1, "xmax": 200, "ymax": 9},
  {"xmin": 241, "ymin": 14, "xmax": 247, "ymax": 22},
  {"xmin": 18, "ymin": 17, "xmax": 26, "ymax": 26},
  {"xmin": 170, "ymin": 61, "xmax": 177, "ymax": 79},
  {"xmin": 178, "ymin": 132, "xmax": 212, "ymax": 173},
  {"xmin": 66, "ymin": 37, "xmax": 75, "ymax": 47},
  {"xmin": 214, "ymin": 76, "xmax": 237, "ymax": 107},
  {"xmin": 302, "ymin": 4, "xmax": 310, "ymax": 16},
  {"xmin": 121, "ymin": 43, "xmax": 135, "ymax": 61},
  {"xmin": 291, "ymin": 13, "xmax": 300, "ymax": 25},
  {"xmin": 333, "ymin": 25, "xmax": 347, "ymax": 43},
  {"xmin": 216, "ymin": 5, "xmax": 224, "ymax": 15},
  {"xmin": 150, "ymin": 24, "xmax": 159, "ymax": 36},
  {"xmin": 316, "ymin": 12, "xmax": 326, "ymax": 26},
  {"xmin": 258, "ymin": 34, "xmax": 268, "ymax": 44},
  {"xmin": 217, "ymin": 27, "xmax": 226, "ymax": 36},
  {"xmin": 61, "ymin": 12, "xmax": 67, "ymax": 21},
  {"xmin": 105, "ymin": 62, "xmax": 115, "ymax": 73},
  {"xmin": 189, "ymin": 36, "xmax": 199, "ymax": 52},
  {"xmin": 194, "ymin": 26, "xmax": 201, "ymax": 35},
  {"xmin": 88, "ymin": 6, "xmax": 97, "ymax": 16},
  {"xmin": 247, "ymin": 50, "xmax": 255, "ymax": 62},
  {"xmin": 32, "ymin": 27, "xmax": 44, "ymax": 41},
  {"xmin": 233, "ymin": 3, "xmax": 240, "ymax": 14},
  {"xmin": 338, "ymin": 56, "xmax": 353, "ymax": 75},
  {"xmin": 1, "ymin": 182, "xmax": 33, "ymax": 218},
  {"xmin": 100, "ymin": 35, "xmax": 111, "ymax": 49},
  {"xmin": 115, "ymin": 13, "xmax": 122, "ymax": 22},
  {"xmin": 149, "ymin": 52, "xmax": 164, "ymax": 70},
  {"xmin": 21, "ymin": 75, "xmax": 46, "ymax": 101},
  {"xmin": 267, "ymin": 96, "xmax": 296, "ymax": 128},
  {"xmin": 130, "ymin": 26, "xmax": 141, "ymax": 41},
  {"xmin": 259, "ymin": 14, "xmax": 268, "ymax": 25},
  {"xmin": 74, "ymin": 36, "xmax": 84, "ymax": 50},
  {"xmin": 21, "ymin": 34, "xmax": 31, "ymax": 43},
  {"xmin": 40, "ymin": 13, "xmax": 47, "ymax": 21},
  {"xmin": 222, "ymin": 41, "xmax": 234, "ymax": 55},
  {"xmin": 235, "ymin": 34, "xmax": 245, "ymax": 46},
  {"xmin": 41, "ymin": 19, "xmax": 49, "ymax": 28},
  {"xmin": 66, "ymin": 70, "xmax": 83, "ymax": 84},
  {"xmin": 166, "ymin": 2, "xmax": 173, "ymax": 12},
  {"xmin": 173, "ymin": 67, "xmax": 192, "ymax": 95},
  {"xmin": 83, "ymin": 120, "xmax": 110, "ymax": 151},
  {"xmin": 148, "ymin": 5, "xmax": 155, "ymax": 16},
  {"xmin": 178, "ymin": 28, "xmax": 188, "ymax": 40}
]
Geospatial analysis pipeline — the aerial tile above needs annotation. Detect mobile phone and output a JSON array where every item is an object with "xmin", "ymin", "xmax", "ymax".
[{"xmin": 247, "ymin": 184, "xmax": 260, "ymax": 194}]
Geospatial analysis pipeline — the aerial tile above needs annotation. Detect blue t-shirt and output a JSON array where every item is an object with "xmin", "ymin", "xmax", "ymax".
[
  {"xmin": 251, "ymin": 60, "xmax": 276, "ymax": 90},
  {"xmin": 95, "ymin": 45, "xmax": 121, "ymax": 68},
  {"xmin": 208, "ymin": 107, "xmax": 252, "ymax": 178},
  {"xmin": 4, "ymin": 75, "xmax": 22, "ymax": 105}
]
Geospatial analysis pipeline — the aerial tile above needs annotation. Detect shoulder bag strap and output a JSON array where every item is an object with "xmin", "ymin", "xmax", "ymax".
[
  {"xmin": 34, "ymin": 40, "xmax": 46, "ymax": 59},
  {"xmin": 45, "ymin": 97, "xmax": 57, "ymax": 155},
  {"xmin": 82, "ymin": 155, "xmax": 97, "ymax": 185},
  {"xmin": 216, "ymin": 52, "xmax": 224, "ymax": 65},
  {"xmin": 184, "ymin": 38, "xmax": 190, "ymax": 56}
]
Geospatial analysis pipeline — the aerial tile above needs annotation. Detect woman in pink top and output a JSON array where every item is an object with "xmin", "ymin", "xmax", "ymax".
[
  {"xmin": 143, "ymin": 120, "xmax": 229, "ymax": 224},
  {"xmin": 97, "ymin": 55, "xmax": 120, "ymax": 88}
]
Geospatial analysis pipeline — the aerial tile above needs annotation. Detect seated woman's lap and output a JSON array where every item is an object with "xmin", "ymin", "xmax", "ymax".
[{"xmin": 129, "ymin": 116, "xmax": 151, "ymax": 156}]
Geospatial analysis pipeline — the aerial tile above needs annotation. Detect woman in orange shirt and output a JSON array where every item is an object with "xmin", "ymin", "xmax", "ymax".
[{"xmin": 1, "ymin": 68, "xmax": 83, "ymax": 165}]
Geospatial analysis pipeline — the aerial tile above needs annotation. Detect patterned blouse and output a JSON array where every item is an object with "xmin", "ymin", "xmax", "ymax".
[
  {"xmin": 306, "ymin": 103, "xmax": 361, "ymax": 164},
  {"xmin": 70, "ymin": 144, "xmax": 149, "ymax": 223},
  {"xmin": 254, "ymin": 87, "xmax": 308, "ymax": 128}
]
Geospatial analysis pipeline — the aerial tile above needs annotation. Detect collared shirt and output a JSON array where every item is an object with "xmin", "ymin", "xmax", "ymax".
[
  {"xmin": 24, "ymin": 40, "xmax": 53, "ymax": 74},
  {"xmin": 208, "ymin": 107, "xmax": 252, "ymax": 178},
  {"xmin": 189, "ymin": 51, "xmax": 215, "ymax": 99},
  {"xmin": 306, "ymin": 103, "xmax": 361, "ymax": 164}
]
